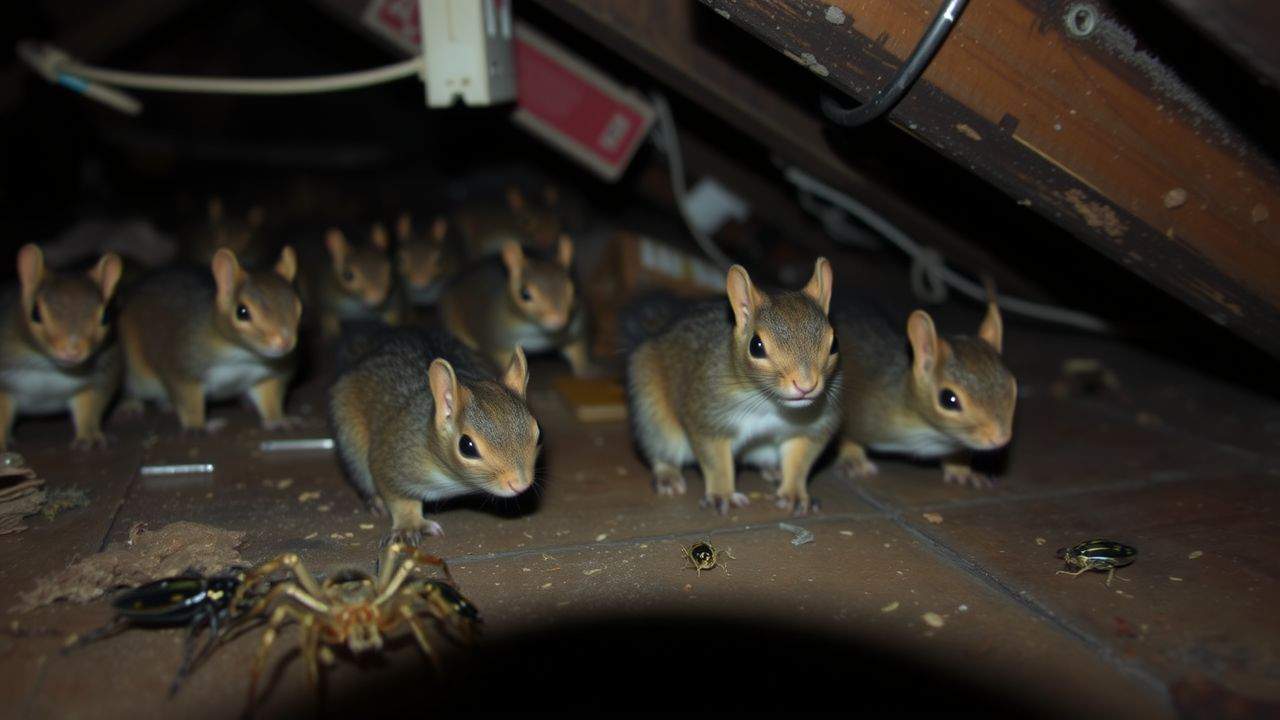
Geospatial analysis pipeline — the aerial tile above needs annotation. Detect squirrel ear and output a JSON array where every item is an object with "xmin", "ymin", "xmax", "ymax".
[
  {"xmin": 431, "ymin": 216, "xmax": 448, "ymax": 242},
  {"xmin": 428, "ymin": 359, "xmax": 461, "ymax": 431},
  {"xmin": 502, "ymin": 346, "xmax": 530, "ymax": 398},
  {"xmin": 246, "ymin": 205, "xmax": 266, "ymax": 230},
  {"xmin": 370, "ymin": 223, "xmax": 390, "ymax": 252},
  {"xmin": 802, "ymin": 257, "xmax": 833, "ymax": 315},
  {"xmin": 211, "ymin": 248, "xmax": 244, "ymax": 306},
  {"xmin": 725, "ymin": 265, "xmax": 762, "ymax": 330},
  {"xmin": 275, "ymin": 246, "xmax": 298, "ymax": 283},
  {"xmin": 89, "ymin": 253, "xmax": 123, "ymax": 301},
  {"xmin": 978, "ymin": 278, "xmax": 1003, "ymax": 354},
  {"xmin": 325, "ymin": 228, "xmax": 349, "ymax": 266},
  {"xmin": 906, "ymin": 310, "xmax": 939, "ymax": 379},
  {"xmin": 555, "ymin": 234, "xmax": 574, "ymax": 269},
  {"xmin": 506, "ymin": 186, "xmax": 525, "ymax": 212},
  {"xmin": 16, "ymin": 244, "xmax": 45, "ymax": 302},
  {"xmin": 207, "ymin": 197, "xmax": 224, "ymax": 223},
  {"xmin": 396, "ymin": 213, "xmax": 413, "ymax": 242},
  {"xmin": 500, "ymin": 240, "xmax": 525, "ymax": 281}
]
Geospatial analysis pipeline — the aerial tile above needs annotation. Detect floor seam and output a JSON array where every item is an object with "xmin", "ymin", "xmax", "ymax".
[
  {"xmin": 96, "ymin": 418, "xmax": 155, "ymax": 552},
  {"xmin": 852, "ymin": 484, "xmax": 1176, "ymax": 715},
  {"xmin": 444, "ymin": 509, "xmax": 884, "ymax": 565}
]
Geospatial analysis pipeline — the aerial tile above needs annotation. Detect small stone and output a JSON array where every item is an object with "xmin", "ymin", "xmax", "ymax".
[
  {"xmin": 1163, "ymin": 188, "xmax": 1187, "ymax": 209},
  {"xmin": 922, "ymin": 612, "xmax": 946, "ymax": 628},
  {"xmin": 595, "ymin": 533, "xmax": 608, "ymax": 542},
  {"xmin": 824, "ymin": 5, "xmax": 846, "ymax": 24}
]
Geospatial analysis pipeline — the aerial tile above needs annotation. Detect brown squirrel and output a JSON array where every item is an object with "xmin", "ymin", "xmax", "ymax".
[
  {"xmin": 394, "ymin": 213, "xmax": 457, "ymax": 307},
  {"xmin": 439, "ymin": 236, "xmax": 591, "ymax": 375},
  {"xmin": 452, "ymin": 185, "xmax": 564, "ymax": 258},
  {"xmin": 118, "ymin": 247, "xmax": 301, "ymax": 431},
  {"xmin": 625, "ymin": 259, "xmax": 841, "ymax": 515},
  {"xmin": 185, "ymin": 197, "xmax": 269, "ymax": 268},
  {"xmin": 329, "ymin": 326, "xmax": 540, "ymax": 544},
  {"xmin": 302, "ymin": 225, "xmax": 402, "ymax": 339},
  {"xmin": 0, "ymin": 245, "xmax": 123, "ymax": 449},
  {"xmin": 834, "ymin": 293, "xmax": 1016, "ymax": 487}
]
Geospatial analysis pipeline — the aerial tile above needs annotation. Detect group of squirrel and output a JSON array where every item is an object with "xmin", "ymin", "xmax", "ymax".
[{"xmin": 0, "ymin": 182, "xmax": 1016, "ymax": 543}]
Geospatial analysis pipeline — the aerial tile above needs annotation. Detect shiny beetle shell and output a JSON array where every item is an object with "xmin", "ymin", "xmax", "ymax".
[
  {"xmin": 425, "ymin": 579, "xmax": 481, "ymax": 622},
  {"xmin": 112, "ymin": 576, "xmax": 240, "ymax": 626},
  {"xmin": 1057, "ymin": 539, "xmax": 1137, "ymax": 571},
  {"xmin": 688, "ymin": 542, "xmax": 716, "ymax": 569}
]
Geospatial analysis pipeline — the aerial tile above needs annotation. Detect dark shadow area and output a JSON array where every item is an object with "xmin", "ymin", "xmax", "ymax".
[{"xmin": 289, "ymin": 614, "xmax": 1049, "ymax": 716}]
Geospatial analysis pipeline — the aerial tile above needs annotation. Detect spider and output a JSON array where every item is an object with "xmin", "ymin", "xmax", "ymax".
[{"xmin": 231, "ymin": 543, "xmax": 480, "ymax": 708}]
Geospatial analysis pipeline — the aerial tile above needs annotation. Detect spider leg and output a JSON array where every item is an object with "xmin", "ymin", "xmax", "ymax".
[
  {"xmin": 397, "ymin": 545, "xmax": 453, "ymax": 583},
  {"xmin": 374, "ymin": 557, "xmax": 420, "ymax": 605},
  {"xmin": 247, "ymin": 604, "xmax": 306, "ymax": 711},
  {"xmin": 301, "ymin": 615, "xmax": 321, "ymax": 689},
  {"xmin": 377, "ymin": 542, "xmax": 405, "ymax": 589},
  {"xmin": 398, "ymin": 604, "xmax": 440, "ymax": 671},
  {"xmin": 234, "ymin": 553, "xmax": 327, "ymax": 609},
  {"xmin": 1056, "ymin": 567, "xmax": 1091, "ymax": 578},
  {"xmin": 168, "ymin": 606, "xmax": 215, "ymax": 696},
  {"xmin": 242, "ymin": 581, "xmax": 331, "ymax": 623}
]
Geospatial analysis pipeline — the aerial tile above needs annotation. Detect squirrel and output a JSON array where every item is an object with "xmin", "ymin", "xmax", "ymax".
[
  {"xmin": 452, "ymin": 185, "xmax": 564, "ymax": 259},
  {"xmin": 439, "ymin": 236, "xmax": 592, "ymax": 375},
  {"xmin": 185, "ymin": 197, "xmax": 269, "ymax": 268},
  {"xmin": 0, "ymin": 244, "xmax": 123, "ymax": 450},
  {"xmin": 329, "ymin": 326, "xmax": 540, "ymax": 545},
  {"xmin": 118, "ymin": 247, "xmax": 301, "ymax": 431},
  {"xmin": 833, "ymin": 288, "xmax": 1016, "ymax": 488},
  {"xmin": 301, "ymin": 225, "xmax": 402, "ymax": 339},
  {"xmin": 394, "ymin": 213, "xmax": 457, "ymax": 307},
  {"xmin": 624, "ymin": 258, "xmax": 841, "ymax": 515}
]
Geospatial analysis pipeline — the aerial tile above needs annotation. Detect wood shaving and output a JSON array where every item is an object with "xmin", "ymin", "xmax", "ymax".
[
  {"xmin": 297, "ymin": 491, "xmax": 321, "ymax": 503},
  {"xmin": 1188, "ymin": 550, "xmax": 1203, "ymax": 559},
  {"xmin": 1035, "ymin": 537, "xmax": 1047, "ymax": 546},
  {"xmin": 880, "ymin": 601, "xmax": 900, "ymax": 613},
  {"xmin": 922, "ymin": 512, "xmax": 944, "ymax": 524},
  {"xmin": 922, "ymin": 612, "xmax": 946, "ymax": 628},
  {"xmin": 12, "ymin": 521, "xmax": 245, "ymax": 613},
  {"xmin": 583, "ymin": 568, "xmax": 604, "ymax": 576},
  {"xmin": 0, "ymin": 466, "xmax": 45, "ymax": 535}
]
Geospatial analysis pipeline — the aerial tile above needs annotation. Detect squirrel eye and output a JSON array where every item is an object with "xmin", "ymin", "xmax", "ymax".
[
  {"xmin": 519, "ymin": 287, "xmax": 532, "ymax": 302},
  {"xmin": 236, "ymin": 304, "xmax": 251, "ymax": 322},
  {"xmin": 30, "ymin": 303, "xmax": 42, "ymax": 324},
  {"xmin": 939, "ymin": 389, "xmax": 961, "ymax": 412},
  {"xmin": 458, "ymin": 434, "xmax": 480, "ymax": 459},
  {"xmin": 749, "ymin": 334, "xmax": 766, "ymax": 359},
  {"xmin": 342, "ymin": 270, "xmax": 355, "ymax": 282},
  {"xmin": 829, "ymin": 332, "xmax": 839, "ymax": 355}
]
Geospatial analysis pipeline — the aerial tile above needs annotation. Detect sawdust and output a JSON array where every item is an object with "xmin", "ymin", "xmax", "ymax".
[
  {"xmin": 1062, "ymin": 188, "xmax": 1127, "ymax": 238},
  {"xmin": 11, "ymin": 521, "xmax": 245, "ymax": 613}
]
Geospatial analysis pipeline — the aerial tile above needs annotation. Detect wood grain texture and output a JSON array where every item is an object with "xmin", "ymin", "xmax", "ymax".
[{"xmin": 697, "ymin": 0, "xmax": 1280, "ymax": 353}]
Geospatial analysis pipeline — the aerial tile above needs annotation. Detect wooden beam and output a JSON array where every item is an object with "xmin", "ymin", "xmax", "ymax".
[
  {"xmin": 694, "ymin": 0, "xmax": 1280, "ymax": 354},
  {"xmin": 531, "ymin": 0, "xmax": 1050, "ymax": 301}
]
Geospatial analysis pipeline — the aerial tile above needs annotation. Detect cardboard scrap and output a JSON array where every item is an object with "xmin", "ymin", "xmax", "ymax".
[
  {"xmin": 0, "ymin": 464, "xmax": 45, "ymax": 535},
  {"xmin": 11, "ymin": 521, "xmax": 245, "ymax": 613}
]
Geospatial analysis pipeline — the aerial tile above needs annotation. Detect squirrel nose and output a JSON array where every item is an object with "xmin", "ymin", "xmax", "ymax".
[{"xmin": 792, "ymin": 380, "xmax": 817, "ymax": 397}]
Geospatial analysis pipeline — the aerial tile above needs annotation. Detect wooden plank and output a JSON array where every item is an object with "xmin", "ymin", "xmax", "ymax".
[{"xmin": 696, "ymin": 0, "xmax": 1280, "ymax": 354}]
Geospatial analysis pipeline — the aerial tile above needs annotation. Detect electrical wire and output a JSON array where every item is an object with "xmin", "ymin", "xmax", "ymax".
[
  {"xmin": 649, "ymin": 92, "xmax": 736, "ymax": 270},
  {"xmin": 784, "ymin": 166, "xmax": 1112, "ymax": 333},
  {"xmin": 16, "ymin": 40, "xmax": 422, "ymax": 114},
  {"xmin": 820, "ymin": 0, "xmax": 968, "ymax": 128}
]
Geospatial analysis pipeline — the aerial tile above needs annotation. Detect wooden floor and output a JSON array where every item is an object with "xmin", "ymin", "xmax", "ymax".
[{"xmin": 0, "ymin": 301, "xmax": 1277, "ymax": 716}]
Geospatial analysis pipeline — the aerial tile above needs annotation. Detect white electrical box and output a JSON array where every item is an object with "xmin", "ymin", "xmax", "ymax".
[{"xmin": 419, "ymin": 0, "xmax": 515, "ymax": 107}]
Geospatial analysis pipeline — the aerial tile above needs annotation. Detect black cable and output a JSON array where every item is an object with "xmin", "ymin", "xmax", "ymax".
[{"xmin": 820, "ymin": 0, "xmax": 969, "ymax": 128}]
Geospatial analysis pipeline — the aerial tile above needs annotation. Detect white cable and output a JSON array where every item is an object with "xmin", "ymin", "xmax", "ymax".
[
  {"xmin": 785, "ymin": 166, "xmax": 1112, "ymax": 333},
  {"xmin": 16, "ymin": 41, "xmax": 422, "ymax": 114},
  {"xmin": 649, "ymin": 92, "xmax": 736, "ymax": 270}
]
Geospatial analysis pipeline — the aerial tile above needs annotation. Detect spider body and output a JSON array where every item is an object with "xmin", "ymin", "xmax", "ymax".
[{"xmin": 232, "ymin": 543, "xmax": 478, "ymax": 708}]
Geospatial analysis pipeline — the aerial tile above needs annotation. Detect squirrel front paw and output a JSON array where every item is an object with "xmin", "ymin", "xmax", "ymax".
[
  {"xmin": 699, "ymin": 492, "xmax": 749, "ymax": 515},
  {"xmin": 652, "ymin": 466, "xmax": 687, "ymax": 496},
  {"xmin": 261, "ymin": 415, "xmax": 305, "ymax": 432},
  {"xmin": 775, "ymin": 490, "xmax": 818, "ymax": 516},
  {"xmin": 70, "ymin": 430, "xmax": 109, "ymax": 451},
  {"xmin": 942, "ymin": 464, "xmax": 994, "ymax": 489},
  {"xmin": 381, "ymin": 521, "xmax": 445, "ymax": 549},
  {"xmin": 836, "ymin": 455, "xmax": 879, "ymax": 480}
]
